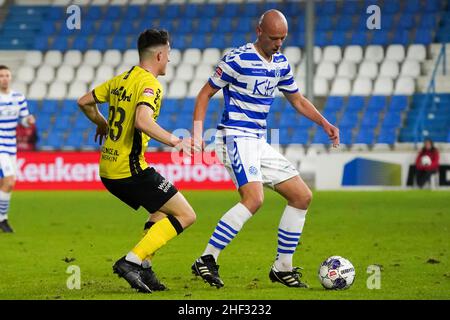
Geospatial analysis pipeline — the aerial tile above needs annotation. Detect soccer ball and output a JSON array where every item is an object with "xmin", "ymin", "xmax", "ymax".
[
  {"xmin": 318, "ymin": 256, "xmax": 355, "ymax": 290},
  {"xmin": 421, "ymin": 155, "xmax": 432, "ymax": 166}
]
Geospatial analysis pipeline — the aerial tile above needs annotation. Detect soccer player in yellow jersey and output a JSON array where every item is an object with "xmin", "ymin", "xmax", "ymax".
[{"xmin": 77, "ymin": 29, "xmax": 196, "ymax": 293}]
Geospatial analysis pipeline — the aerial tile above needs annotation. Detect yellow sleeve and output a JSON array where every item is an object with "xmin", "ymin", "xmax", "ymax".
[
  {"xmin": 92, "ymin": 79, "xmax": 111, "ymax": 104},
  {"xmin": 136, "ymin": 81, "xmax": 162, "ymax": 111}
]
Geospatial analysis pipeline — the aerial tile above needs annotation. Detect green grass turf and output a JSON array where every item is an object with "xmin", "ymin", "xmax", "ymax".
[{"xmin": 0, "ymin": 190, "xmax": 449, "ymax": 300}]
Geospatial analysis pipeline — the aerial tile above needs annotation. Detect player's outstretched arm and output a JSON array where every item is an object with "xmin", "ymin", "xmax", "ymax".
[
  {"xmin": 135, "ymin": 104, "xmax": 192, "ymax": 155},
  {"xmin": 192, "ymin": 83, "xmax": 220, "ymax": 152},
  {"xmin": 284, "ymin": 91, "xmax": 340, "ymax": 147}
]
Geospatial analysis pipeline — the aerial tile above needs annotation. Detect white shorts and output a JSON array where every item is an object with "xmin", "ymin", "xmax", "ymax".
[
  {"xmin": 215, "ymin": 135, "xmax": 299, "ymax": 189},
  {"xmin": 0, "ymin": 154, "xmax": 16, "ymax": 178}
]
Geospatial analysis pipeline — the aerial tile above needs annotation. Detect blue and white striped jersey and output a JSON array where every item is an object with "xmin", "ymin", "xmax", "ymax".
[
  {"xmin": 0, "ymin": 90, "xmax": 30, "ymax": 155},
  {"xmin": 209, "ymin": 43, "xmax": 298, "ymax": 138}
]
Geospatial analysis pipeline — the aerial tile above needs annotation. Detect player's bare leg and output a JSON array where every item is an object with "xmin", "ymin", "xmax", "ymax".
[{"xmin": 268, "ymin": 175, "xmax": 312, "ymax": 288}]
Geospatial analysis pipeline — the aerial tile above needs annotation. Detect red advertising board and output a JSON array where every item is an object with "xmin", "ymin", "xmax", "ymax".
[{"xmin": 15, "ymin": 152, "xmax": 234, "ymax": 190}]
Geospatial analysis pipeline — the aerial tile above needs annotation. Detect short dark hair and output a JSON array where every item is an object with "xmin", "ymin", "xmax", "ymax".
[
  {"xmin": 137, "ymin": 29, "xmax": 169, "ymax": 60},
  {"xmin": 0, "ymin": 65, "xmax": 10, "ymax": 71}
]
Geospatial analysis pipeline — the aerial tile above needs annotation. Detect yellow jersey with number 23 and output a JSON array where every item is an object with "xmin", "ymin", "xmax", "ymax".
[{"xmin": 92, "ymin": 66, "xmax": 162, "ymax": 179}]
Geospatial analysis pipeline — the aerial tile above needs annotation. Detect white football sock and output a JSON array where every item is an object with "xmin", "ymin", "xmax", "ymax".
[
  {"xmin": 125, "ymin": 251, "xmax": 142, "ymax": 265},
  {"xmin": 0, "ymin": 191, "xmax": 11, "ymax": 222},
  {"xmin": 202, "ymin": 202, "xmax": 252, "ymax": 261},
  {"xmin": 274, "ymin": 205, "xmax": 307, "ymax": 272}
]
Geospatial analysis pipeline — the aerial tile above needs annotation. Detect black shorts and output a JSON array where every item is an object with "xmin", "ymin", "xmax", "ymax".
[{"xmin": 101, "ymin": 167, "xmax": 178, "ymax": 213}]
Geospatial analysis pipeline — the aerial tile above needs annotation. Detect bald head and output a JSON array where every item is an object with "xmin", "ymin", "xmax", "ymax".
[
  {"xmin": 258, "ymin": 10, "xmax": 288, "ymax": 34},
  {"xmin": 254, "ymin": 10, "xmax": 288, "ymax": 60}
]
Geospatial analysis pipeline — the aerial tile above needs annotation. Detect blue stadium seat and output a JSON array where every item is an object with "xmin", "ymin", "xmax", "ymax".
[
  {"xmin": 389, "ymin": 95, "xmax": 408, "ymax": 112},
  {"xmin": 197, "ymin": 18, "xmax": 214, "ymax": 34},
  {"xmin": 111, "ymin": 36, "xmax": 128, "ymax": 51},
  {"xmin": 64, "ymin": 134, "xmax": 84, "ymax": 149},
  {"xmin": 40, "ymin": 21, "xmax": 57, "ymax": 35},
  {"xmin": 202, "ymin": 3, "xmax": 219, "ymax": 18},
  {"xmin": 46, "ymin": 6, "xmax": 64, "ymax": 20},
  {"xmin": 271, "ymin": 98, "xmax": 285, "ymax": 112},
  {"xmin": 391, "ymin": 29, "xmax": 409, "ymax": 45},
  {"xmin": 384, "ymin": 1, "xmax": 400, "ymax": 14},
  {"xmin": 60, "ymin": 100, "xmax": 77, "ymax": 116},
  {"xmin": 420, "ymin": 13, "xmax": 439, "ymax": 29},
  {"xmin": 404, "ymin": 0, "xmax": 421, "ymax": 13},
  {"xmin": 104, "ymin": 6, "xmax": 122, "ymax": 20},
  {"xmin": 91, "ymin": 36, "xmax": 109, "ymax": 50},
  {"xmin": 366, "ymin": 95, "xmax": 387, "ymax": 112},
  {"xmin": 184, "ymin": 3, "xmax": 200, "ymax": 18},
  {"xmin": 74, "ymin": 115, "xmax": 93, "ymax": 130},
  {"xmin": 222, "ymin": 3, "xmax": 239, "ymax": 18},
  {"xmin": 116, "ymin": 20, "xmax": 137, "ymax": 35},
  {"xmin": 377, "ymin": 127, "xmax": 397, "ymax": 144},
  {"xmin": 51, "ymin": 36, "xmax": 69, "ymax": 51},
  {"xmin": 242, "ymin": 2, "xmax": 259, "ymax": 17},
  {"xmin": 349, "ymin": 31, "xmax": 368, "ymax": 45},
  {"xmin": 339, "ymin": 114, "xmax": 359, "ymax": 128},
  {"xmin": 164, "ymin": 4, "xmax": 181, "ymax": 19},
  {"xmin": 341, "ymin": 1, "xmax": 361, "ymax": 15},
  {"xmin": 324, "ymin": 96, "xmax": 345, "ymax": 112},
  {"xmin": 78, "ymin": 20, "xmax": 96, "ymax": 35},
  {"xmin": 144, "ymin": 5, "xmax": 162, "ymax": 19},
  {"xmin": 26, "ymin": 100, "xmax": 38, "ymax": 114},
  {"xmin": 354, "ymin": 128, "xmax": 375, "ymax": 144},
  {"xmin": 316, "ymin": 16, "xmax": 334, "ymax": 31},
  {"xmin": 339, "ymin": 128, "xmax": 354, "ymax": 145},
  {"xmin": 33, "ymin": 35, "xmax": 49, "ymax": 50},
  {"xmin": 335, "ymin": 15, "xmax": 355, "ymax": 31},
  {"xmin": 266, "ymin": 114, "xmax": 279, "ymax": 129},
  {"xmin": 360, "ymin": 112, "xmax": 379, "ymax": 128},
  {"xmin": 41, "ymin": 99, "xmax": 59, "ymax": 114},
  {"xmin": 312, "ymin": 129, "xmax": 331, "ymax": 144},
  {"xmin": 86, "ymin": 6, "xmax": 103, "ymax": 20},
  {"xmin": 319, "ymin": 1, "xmax": 336, "ymax": 15},
  {"xmin": 370, "ymin": 30, "xmax": 389, "ymax": 45},
  {"xmin": 123, "ymin": 6, "xmax": 141, "ymax": 20},
  {"xmin": 322, "ymin": 111, "xmax": 337, "ymax": 125},
  {"xmin": 413, "ymin": 28, "xmax": 433, "ymax": 45},
  {"xmin": 425, "ymin": 0, "xmax": 444, "ymax": 12},
  {"xmin": 329, "ymin": 31, "xmax": 348, "ymax": 46},
  {"xmin": 234, "ymin": 17, "xmax": 253, "ymax": 33},
  {"xmin": 381, "ymin": 112, "xmax": 402, "ymax": 128},
  {"xmin": 346, "ymin": 96, "xmax": 366, "ymax": 111},
  {"xmin": 72, "ymin": 36, "xmax": 88, "ymax": 51},
  {"xmin": 54, "ymin": 115, "xmax": 72, "ymax": 131},
  {"xmin": 279, "ymin": 114, "xmax": 297, "ymax": 128},
  {"xmin": 289, "ymin": 128, "xmax": 310, "ymax": 145},
  {"xmin": 45, "ymin": 131, "xmax": 65, "ymax": 150},
  {"xmin": 315, "ymin": 31, "xmax": 329, "ymax": 47},
  {"xmin": 97, "ymin": 20, "xmax": 116, "ymax": 35}
]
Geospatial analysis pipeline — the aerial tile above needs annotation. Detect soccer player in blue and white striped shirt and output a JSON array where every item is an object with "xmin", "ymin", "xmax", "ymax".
[
  {"xmin": 0, "ymin": 65, "xmax": 35, "ymax": 233},
  {"xmin": 191, "ymin": 10, "xmax": 339, "ymax": 288}
]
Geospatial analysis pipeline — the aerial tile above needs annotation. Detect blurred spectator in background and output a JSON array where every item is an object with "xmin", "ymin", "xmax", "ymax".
[
  {"xmin": 415, "ymin": 138, "xmax": 440, "ymax": 188},
  {"xmin": 17, "ymin": 122, "xmax": 37, "ymax": 151}
]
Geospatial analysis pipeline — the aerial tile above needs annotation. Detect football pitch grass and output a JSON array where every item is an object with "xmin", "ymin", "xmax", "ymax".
[{"xmin": 0, "ymin": 190, "xmax": 449, "ymax": 300}]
